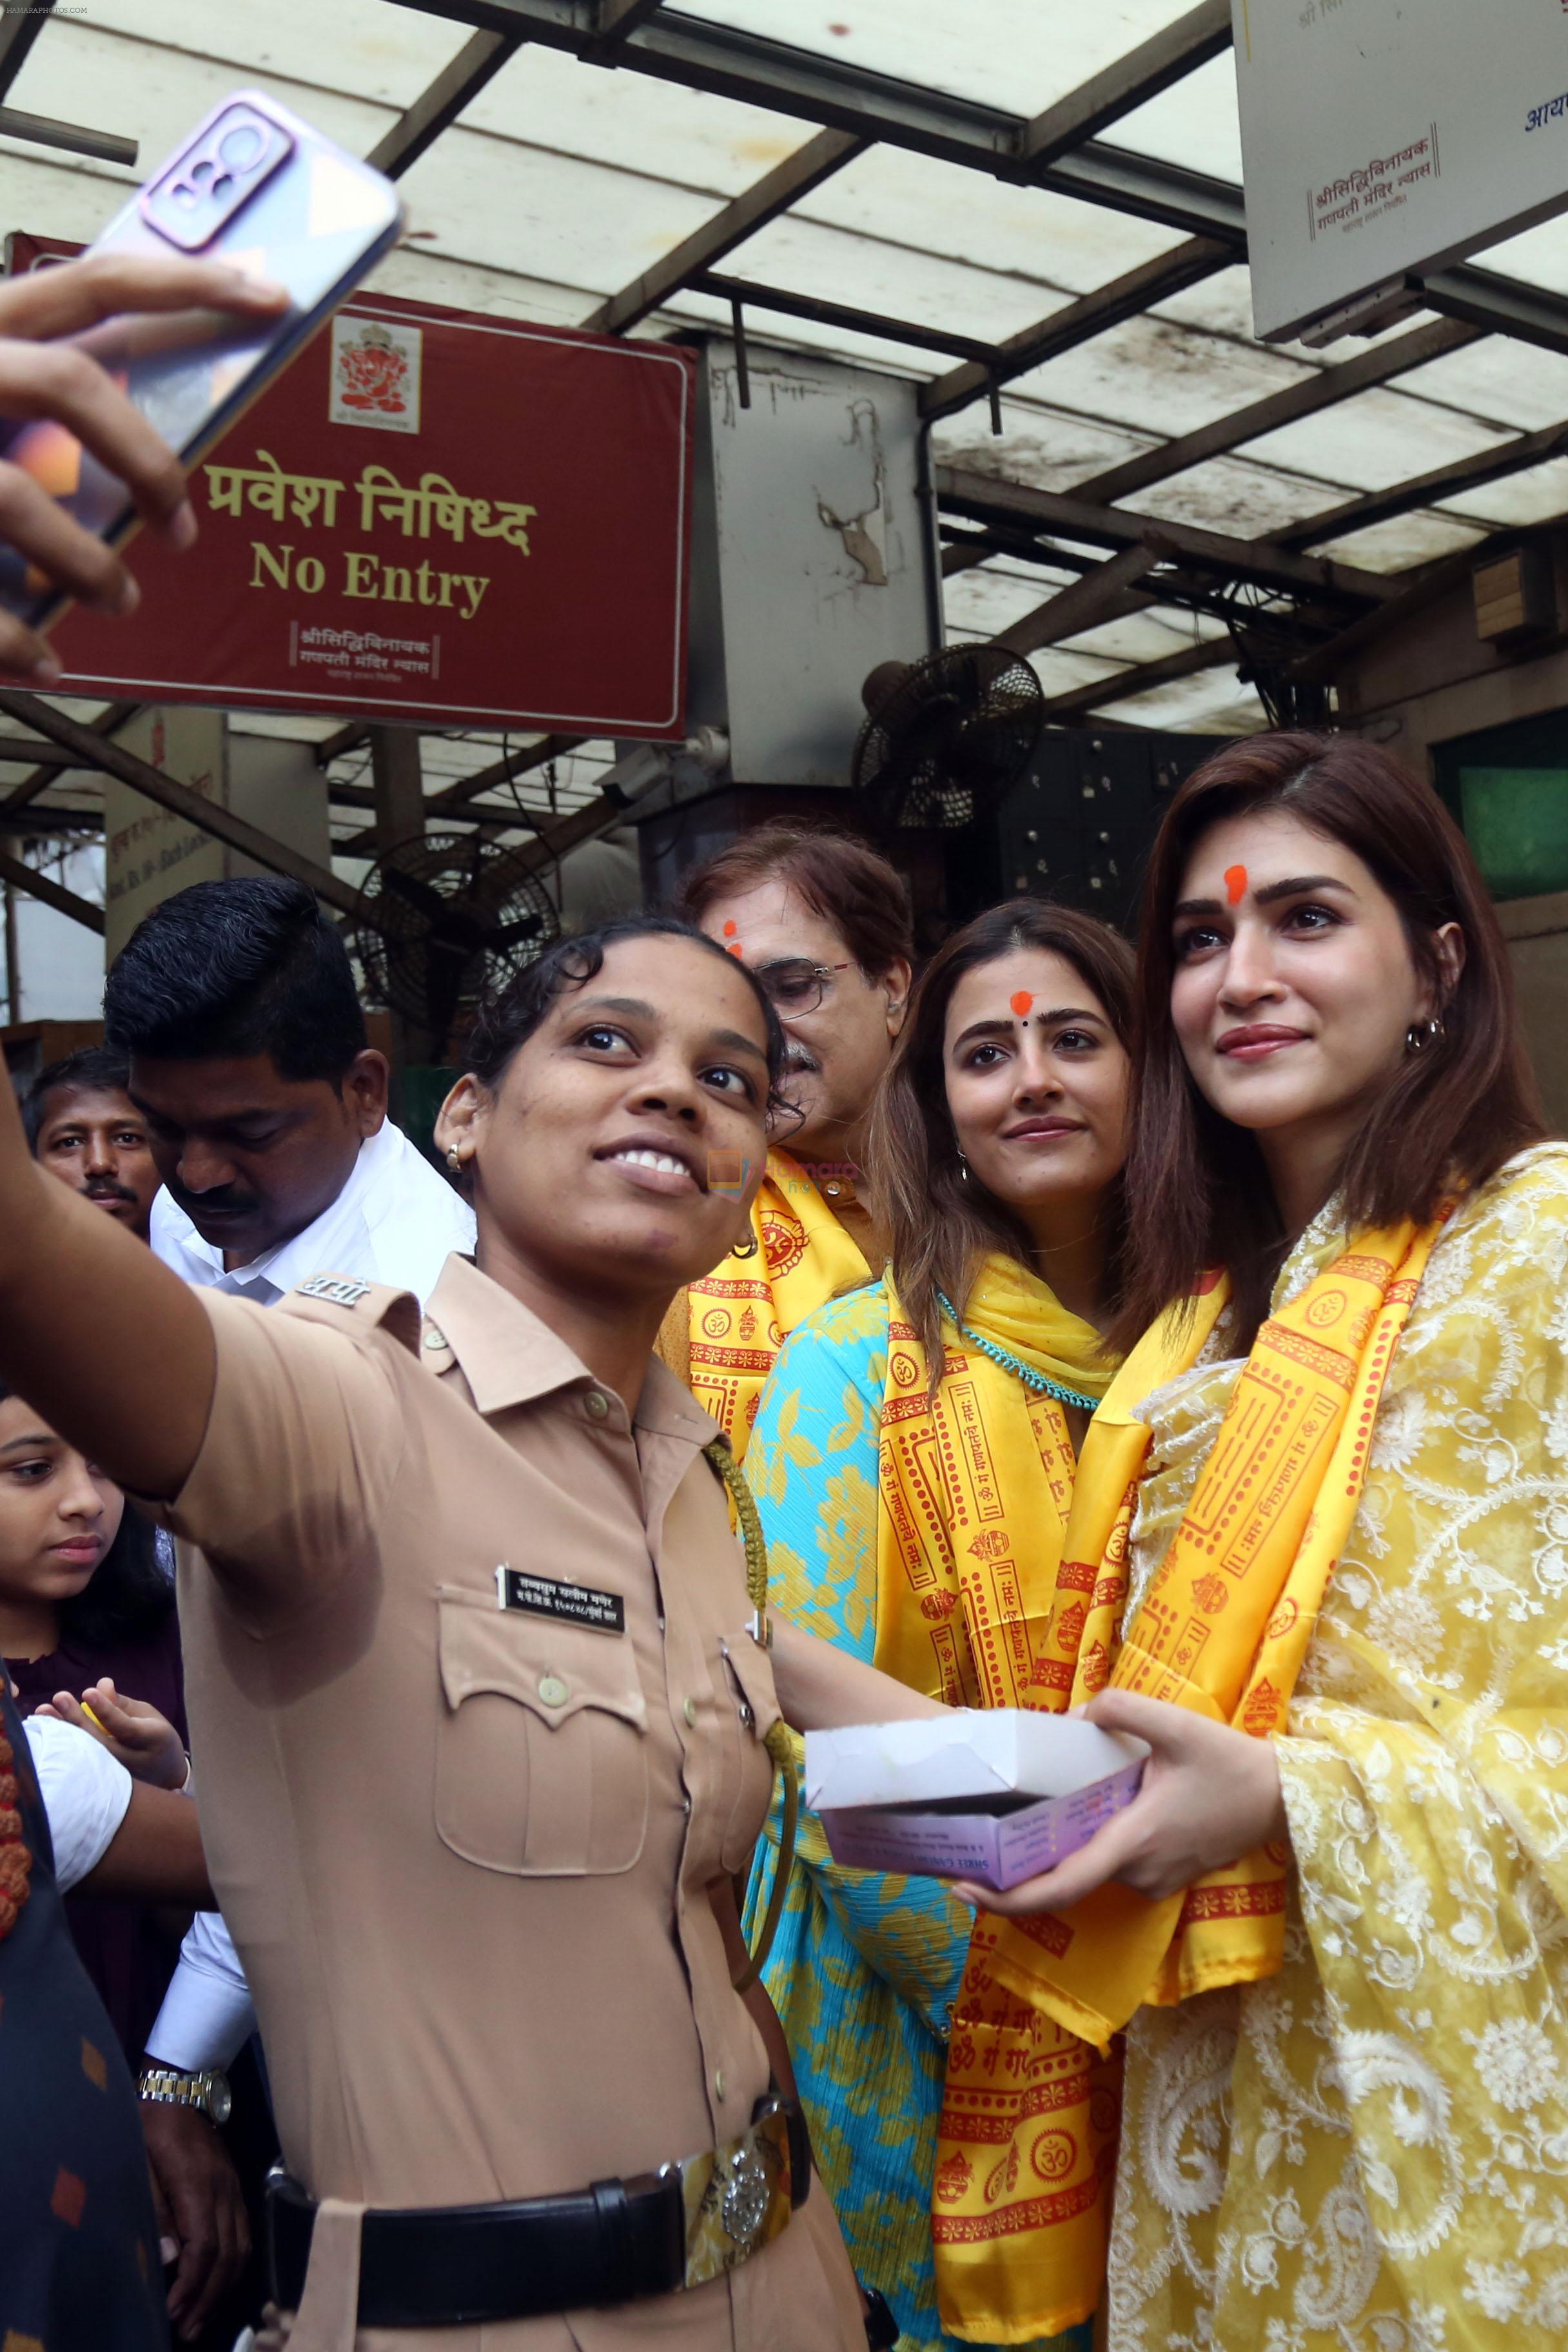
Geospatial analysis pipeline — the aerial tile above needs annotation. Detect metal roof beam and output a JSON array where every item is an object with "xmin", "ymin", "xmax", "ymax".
[
  {"xmin": 367, "ymin": 29, "xmax": 524, "ymax": 179},
  {"xmin": 584, "ymin": 127, "xmax": 867, "ymax": 337},
  {"xmin": 0, "ymin": 847, "xmax": 103, "ymax": 936},
  {"xmin": 936, "ymin": 464, "xmax": 1398, "ymax": 603},
  {"xmin": 0, "ymin": 738, "xmax": 106, "ymax": 771},
  {"xmin": 689, "ymin": 271, "xmax": 996, "ymax": 366},
  {"xmin": 0, "ymin": 691, "xmax": 363, "ymax": 918},
  {"xmin": 1277, "ymin": 414, "xmax": 1568, "ymax": 551},
  {"xmin": 585, "ymin": 0, "xmax": 663, "ymax": 55},
  {"xmin": 1073, "ymin": 317, "xmax": 1482, "ymax": 507},
  {"xmin": 0, "ymin": 104, "xmax": 136, "ymax": 168},
  {"xmin": 0, "ymin": 845, "xmax": 103, "ymax": 936},
  {"xmin": 1021, "ymin": 0, "xmax": 1231, "ymax": 169},
  {"xmin": 313, "ymin": 720, "xmax": 374, "ymax": 768},
  {"xmin": 920, "ymin": 237, "xmax": 1230, "ymax": 422},
  {"xmin": 1038, "ymin": 633, "xmax": 1237, "ymax": 723},
  {"xmin": 994, "ymin": 535, "xmax": 1175, "ymax": 656},
  {"xmin": 337, "ymin": 729, "xmax": 584, "ymax": 854},
  {"xmin": 1421, "ymin": 265, "xmax": 1568, "ymax": 362},
  {"xmin": 0, "ymin": 700, "xmax": 141, "ymax": 814}
]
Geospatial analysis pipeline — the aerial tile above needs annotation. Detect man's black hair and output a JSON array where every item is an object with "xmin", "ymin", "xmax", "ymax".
[
  {"xmin": 103, "ymin": 877, "xmax": 368, "ymax": 1085},
  {"xmin": 22, "ymin": 1044, "xmax": 133, "ymax": 1152}
]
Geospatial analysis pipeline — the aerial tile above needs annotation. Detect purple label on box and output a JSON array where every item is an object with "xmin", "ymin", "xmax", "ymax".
[{"xmin": 818, "ymin": 1757, "xmax": 1146, "ymax": 1891}]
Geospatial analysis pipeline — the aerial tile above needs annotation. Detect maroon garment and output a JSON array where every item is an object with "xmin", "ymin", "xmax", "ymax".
[{"xmin": 8, "ymin": 1606, "xmax": 188, "ymax": 2062}]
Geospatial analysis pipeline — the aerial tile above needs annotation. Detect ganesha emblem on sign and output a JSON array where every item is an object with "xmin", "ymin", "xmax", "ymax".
[
  {"xmin": 329, "ymin": 315, "xmax": 422, "ymax": 435},
  {"xmin": 338, "ymin": 326, "xmax": 407, "ymax": 413}
]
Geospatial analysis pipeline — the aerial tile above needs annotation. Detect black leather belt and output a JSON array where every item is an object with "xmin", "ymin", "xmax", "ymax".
[{"xmin": 267, "ymin": 2093, "xmax": 811, "ymax": 2329}]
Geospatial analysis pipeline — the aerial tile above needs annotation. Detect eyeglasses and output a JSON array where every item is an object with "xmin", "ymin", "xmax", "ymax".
[{"xmin": 751, "ymin": 957, "xmax": 851, "ymax": 1017}]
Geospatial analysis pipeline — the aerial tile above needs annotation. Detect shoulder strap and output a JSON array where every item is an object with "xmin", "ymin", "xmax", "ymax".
[{"xmin": 275, "ymin": 1273, "xmax": 422, "ymax": 1357}]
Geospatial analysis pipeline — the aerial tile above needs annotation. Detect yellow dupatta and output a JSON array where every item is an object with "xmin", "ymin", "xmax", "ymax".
[
  {"xmin": 872, "ymin": 1259, "xmax": 1121, "ymax": 2342},
  {"xmin": 687, "ymin": 1147, "xmax": 869, "ymax": 1460},
  {"xmin": 932, "ymin": 1212, "xmax": 1447, "ymax": 2342}
]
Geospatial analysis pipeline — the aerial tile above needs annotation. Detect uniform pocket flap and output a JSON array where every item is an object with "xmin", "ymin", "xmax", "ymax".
[
  {"xmin": 720, "ymin": 1627, "xmax": 782, "ymax": 1742},
  {"xmin": 437, "ymin": 1587, "xmax": 647, "ymax": 1732}
]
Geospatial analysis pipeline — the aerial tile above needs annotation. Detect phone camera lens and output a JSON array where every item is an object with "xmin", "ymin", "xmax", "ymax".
[
  {"xmin": 211, "ymin": 174, "xmax": 234, "ymax": 199},
  {"xmin": 190, "ymin": 159, "xmax": 214, "ymax": 187},
  {"xmin": 219, "ymin": 123, "xmax": 263, "ymax": 171}
]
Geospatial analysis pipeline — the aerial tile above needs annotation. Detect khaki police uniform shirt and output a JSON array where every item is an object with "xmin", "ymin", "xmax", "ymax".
[{"xmin": 160, "ymin": 1253, "xmax": 864, "ymax": 2352}]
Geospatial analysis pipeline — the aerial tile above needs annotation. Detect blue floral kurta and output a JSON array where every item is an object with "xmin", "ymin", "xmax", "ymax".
[{"xmin": 742, "ymin": 1280, "xmax": 1083, "ymax": 2352}]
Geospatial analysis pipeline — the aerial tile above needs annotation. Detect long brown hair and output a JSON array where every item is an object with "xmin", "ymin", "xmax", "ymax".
[
  {"xmin": 1109, "ymin": 729, "xmax": 1546, "ymax": 1357},
  {"xmin": 868, "ymin": 898, "xmax": 1135, "ymax": 1373}
]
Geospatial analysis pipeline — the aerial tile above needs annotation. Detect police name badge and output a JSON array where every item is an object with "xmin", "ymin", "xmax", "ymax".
[{"xmin": 494, "ymin": 1565, "xmax": 625, "ymax": 1634}]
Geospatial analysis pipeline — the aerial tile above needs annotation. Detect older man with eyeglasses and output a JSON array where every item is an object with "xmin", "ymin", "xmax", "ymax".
[{"xmin": 666, "ymin": 823, "xmax": 912, "ymax": 1460}]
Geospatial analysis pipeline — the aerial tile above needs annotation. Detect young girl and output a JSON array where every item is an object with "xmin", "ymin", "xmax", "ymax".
[
  {"xmin": 744, "ymin": 902, "xmax": 1134, "ymax": 2349},
  {"xmin": 966, "ymin": 732, "xmax": 1563, "ymax": 2349},
  {"xmin": 0, "ymin": 1386, "xmax": 190, "ymax": 2059}
]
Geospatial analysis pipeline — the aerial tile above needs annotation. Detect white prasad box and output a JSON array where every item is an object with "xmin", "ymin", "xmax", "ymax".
[{"xmin": 805, "ymin": 1711, "xmax": 1148, "ymax": 1894}]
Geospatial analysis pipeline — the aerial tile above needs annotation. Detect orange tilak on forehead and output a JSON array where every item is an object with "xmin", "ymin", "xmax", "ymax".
[
  {"xmin": 1009, "ymin": 990, "xmax": 1034, "ymax": 1017},
  {"xmin": 721, "ymin": 918, "xmax": 743, "ymax": 957},
  {"xmin": 1224, "ymin": 865, "xmax": 1248, "ymax": 906}
]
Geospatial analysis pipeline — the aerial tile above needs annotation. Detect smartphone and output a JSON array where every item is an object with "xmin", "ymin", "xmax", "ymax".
[{"xmin": 0, "ymin": 90, "xmax": 404, "ymax": 628}]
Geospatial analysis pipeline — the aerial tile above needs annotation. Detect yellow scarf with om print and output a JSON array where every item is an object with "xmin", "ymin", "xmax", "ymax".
[
  {"xmin": 926, "ymin": 1213, "xmax": 1446, "ymax": 2343},
  {"xmin": 871, "ymin": 1258, "xmax": 1120, "ymax": 2343},
  {"xmin": 687, "ymin": 1148, "xmax": 869, "ymax": 1461}
]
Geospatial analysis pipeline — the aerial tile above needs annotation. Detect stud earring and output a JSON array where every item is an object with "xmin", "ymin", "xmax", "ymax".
[
  {"xmin": 446, "ymin": 1145, "xmax": 464, "ymax": 1173},
  {"xmin": 1405, "ymin": 1016, "xmax": 1444, "ymax": 1054},
  {"xmin": 956, "ymin": 1149, "xmax": 969, "ymax": 1185}
]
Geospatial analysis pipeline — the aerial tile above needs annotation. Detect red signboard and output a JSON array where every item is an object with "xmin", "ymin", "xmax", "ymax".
[{"xmin": 46, "ymin": 290, "xmax": 695, "ymax": 738}]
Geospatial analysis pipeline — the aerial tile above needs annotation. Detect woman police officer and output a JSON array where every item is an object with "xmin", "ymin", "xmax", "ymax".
[{"xmin": 0, "ymin": 910, "xmax": 941, "ymax": 2351}]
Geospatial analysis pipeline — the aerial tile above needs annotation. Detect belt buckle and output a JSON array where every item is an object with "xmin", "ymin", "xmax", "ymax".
[{"xmin": 663, "ymin": 2095, "xmax": 794, "ymax": 2289}]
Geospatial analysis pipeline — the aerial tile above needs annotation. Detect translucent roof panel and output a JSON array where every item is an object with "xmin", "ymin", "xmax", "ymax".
[{"xmin": 4, "ymin": 0, "xmax": 1568, "ymax": 749}]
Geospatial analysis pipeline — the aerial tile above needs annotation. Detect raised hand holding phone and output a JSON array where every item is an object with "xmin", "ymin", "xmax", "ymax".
[
  {"xmin": 0, "ymin": 255, "xmax": 288, "ymax": 680},
  {"xmin": 0, "ymin": 89, "xmax": 405, "ymax": 677}
]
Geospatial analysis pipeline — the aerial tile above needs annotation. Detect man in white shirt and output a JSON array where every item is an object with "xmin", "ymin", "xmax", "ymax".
[{"xmin": 102, "ymin": 873, "xmax": 475, "ymax": 2338}]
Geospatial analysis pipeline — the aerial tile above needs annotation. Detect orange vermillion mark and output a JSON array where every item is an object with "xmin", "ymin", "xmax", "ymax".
[
  {"xmin": 722, "ymin": 919, "xmax": 738, "ymax": 936},
  {"xmin": 1010, "ymin": 990, "xmax": 1034, "ymax": 1017},
  {"xmin": 1224, "ymin": 865, "xmax": 1248, "ymax": 905}
]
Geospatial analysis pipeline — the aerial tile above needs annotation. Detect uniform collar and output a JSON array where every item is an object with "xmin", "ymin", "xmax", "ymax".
[{"xmin": 424, "ymin": 1255, "xmax": 719, "ymax": 1444}]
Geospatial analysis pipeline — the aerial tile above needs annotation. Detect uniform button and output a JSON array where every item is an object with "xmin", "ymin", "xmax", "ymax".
[
  {"xmin": 538, "ymin": 1674, "xmax": 569, "ymax": 1708},
  {"xmin": 824, "ymin": 1181, "xmax": 841, "ymax": 1199},
  {"xmin": 584, "ymin": 1389, "xmax": 611, "ymax": 1421},
  {"xmin": 681, "ymin": 1794, "xmax": 692, "ymax": 1816},
  {"xmin": 422, "ymin": 1326, "xmax": 448, "ymax": 1350},
  {"xmin": 714, "ymin": 2070, "xmax": 726, "ymax": 2101},
  {"xmin": 682, "ymin": 1696, "xmax": 698, "ymax": 1728}
]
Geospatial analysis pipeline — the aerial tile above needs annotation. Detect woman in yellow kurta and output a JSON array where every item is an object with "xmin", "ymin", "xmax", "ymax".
[
  {"xmin": 743, "ymin": 901, "xmax": 1137, "ymax": 2349},
  {"xmin": 962, "ymin": 730, "xmax": 1563, "ymax": 2348}
]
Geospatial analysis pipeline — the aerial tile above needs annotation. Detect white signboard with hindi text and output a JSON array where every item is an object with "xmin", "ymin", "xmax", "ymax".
[{"xmin": 1233, "ymin": 0, "xmax": 1568, "ymax": 343}]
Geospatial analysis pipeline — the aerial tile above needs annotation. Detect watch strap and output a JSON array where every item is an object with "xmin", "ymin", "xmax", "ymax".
[{"xmin": 139, "ymin": 2066, "xmax": 219, "ymax": 2115}]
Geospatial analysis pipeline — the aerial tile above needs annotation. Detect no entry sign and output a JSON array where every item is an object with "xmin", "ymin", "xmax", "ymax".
[{"xmin": 47, "ymin": 291, "xmax": 695, "ymax": 738}]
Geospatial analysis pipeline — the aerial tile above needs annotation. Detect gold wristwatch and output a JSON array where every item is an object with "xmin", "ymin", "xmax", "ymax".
[{"xmin": 138, "ymin": 2066, "xmax": 233, "ymax": 2126}]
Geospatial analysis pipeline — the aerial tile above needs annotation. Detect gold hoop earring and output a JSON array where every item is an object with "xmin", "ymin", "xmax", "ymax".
[{"xmin": 446, "ymin": 1146, "xmax": 464, "ymax": 1173}]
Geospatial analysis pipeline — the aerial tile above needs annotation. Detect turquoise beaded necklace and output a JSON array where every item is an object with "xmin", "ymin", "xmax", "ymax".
[{"xmin": 935, "ymin": 1289, "xmax": 1102, "ymax": 1413}]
